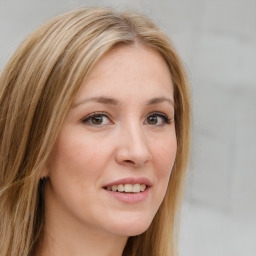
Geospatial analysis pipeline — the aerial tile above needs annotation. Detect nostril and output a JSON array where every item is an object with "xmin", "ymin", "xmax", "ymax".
[
  {"xmin": 124, "ymin": 160, "xmax": 134, "ymax": 163},
  {"xmin": 123, "ymin": 160, "xmax": 136, "ymax": 165}
]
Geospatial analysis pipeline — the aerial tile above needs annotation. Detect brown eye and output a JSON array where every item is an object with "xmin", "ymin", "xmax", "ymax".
[
  {"xmin": 82, "ymin": 113, "xmax": 112, "ymax": 126},
  {"xmin": 147, "ymin": 115, "xmax": 158, "ymax": 125},
  {"xmin": 91, "ymin": 115, "xmax": 103, "ymax": 125},
  {"xmin": 145, "ymin": 113, "xmax": 171, "ymax": 126}
]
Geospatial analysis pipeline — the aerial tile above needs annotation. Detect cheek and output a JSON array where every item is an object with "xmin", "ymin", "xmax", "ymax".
[
  {"xmin": 150, "ymin": 134, "xmax": 177, "ymax": 199},
  {"xmin": 46, "ymin": 130, "xmax": 112, "ymax": 213},
  {"xmin": 48, "ymin": 130, "xmax": 111, "ymax": 182},
  {"xmin": 152, "ymin": 135, "xmax": 177, "ymax": 175}
]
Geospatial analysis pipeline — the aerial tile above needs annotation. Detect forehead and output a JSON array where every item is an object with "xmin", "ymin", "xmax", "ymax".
[{"xmin": 76, "ymin": 45, "xmax": 174, "ymax": 101}]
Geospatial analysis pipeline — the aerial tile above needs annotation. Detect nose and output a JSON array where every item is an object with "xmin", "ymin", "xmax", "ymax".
[{"xmin": 115, "ymin": 123, "xmax": 152, "ymax": 168}]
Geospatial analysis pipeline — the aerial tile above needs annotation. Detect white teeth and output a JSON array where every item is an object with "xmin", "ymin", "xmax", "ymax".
[
  {"xmin": 140, "ymin": 184, "xmax": 146, "ymax": 192},
  {"xmin": 124, "ymin": 184, "xmax": 133, "ymax": 192},
  {"xmin": 133, "ymin": 184, "xmax": 140, "ymax": 193},
  {"xmin": 112, "ymin": 185, "xmax": 118, "ymax": 191},
  {"xmin": 117, "ymin": 184, "xmax": 124, "ymax": 192},
  {"xmin": 107, "ymin": 184, "xmax": 147, "ymax": 192}
]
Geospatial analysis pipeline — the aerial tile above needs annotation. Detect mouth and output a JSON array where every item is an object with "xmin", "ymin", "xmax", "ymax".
[
  {"xmin": 103, "ymin": 184, "xmax": 147, "ymax": 193},
  {"xmin": 102, "ymin": 177, "xmax": 152, "ymax": 203}
]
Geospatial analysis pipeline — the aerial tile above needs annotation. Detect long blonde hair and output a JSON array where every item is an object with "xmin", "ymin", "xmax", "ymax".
[{"xmin": 0, "ymin": 7, "xmax": 190, "ymax": 256}]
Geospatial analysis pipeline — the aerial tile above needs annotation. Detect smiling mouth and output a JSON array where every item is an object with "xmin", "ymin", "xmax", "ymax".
[{"xmin": 104, "ymin": 184, "xmax": 147, "ymax": 193}]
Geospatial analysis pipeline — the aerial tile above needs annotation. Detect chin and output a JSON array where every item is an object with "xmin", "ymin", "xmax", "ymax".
[
  {"xmin": 112, "ymin": 224, "xmax": 151, "ymax": 237},
  {"xmin": 106, "ymin": 212, "xmax": 154, "ymax": 237},
  {"xmin": 125, "ymin": 225, "xmax": 151, "ymax": 236}
]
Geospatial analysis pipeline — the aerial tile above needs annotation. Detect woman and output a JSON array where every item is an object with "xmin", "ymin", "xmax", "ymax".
[{"xmin": 0, "ymin": 7, "xmax": 190, "ymax": 256}]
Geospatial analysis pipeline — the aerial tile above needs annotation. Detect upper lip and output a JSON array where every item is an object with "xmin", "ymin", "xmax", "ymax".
[{"xmin": 103, "ymin": 177, "xmax": 153, "ymax": 188}]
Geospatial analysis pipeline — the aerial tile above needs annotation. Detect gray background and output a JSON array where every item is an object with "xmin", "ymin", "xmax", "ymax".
[{"xmin": 0, "ymin": 0, "xmax": 255, "ymax": 255}]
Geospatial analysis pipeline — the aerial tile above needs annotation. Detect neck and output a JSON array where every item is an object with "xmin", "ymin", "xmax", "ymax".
[
  {"xmin": 38, "ymin": 224, "xmax": 127, "ymax": 256},
  {"xmin": 37, "ymin": 182, "xmax": 128, "ymax": 256},
  {"xmin": 38, "ymin": 195, "xmax": 128, "ymax": 256}
]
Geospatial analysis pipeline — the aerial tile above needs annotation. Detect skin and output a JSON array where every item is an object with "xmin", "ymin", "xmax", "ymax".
[{"xmin": 41, "ymin": 44, "xmax": 177, "ymax": 256}]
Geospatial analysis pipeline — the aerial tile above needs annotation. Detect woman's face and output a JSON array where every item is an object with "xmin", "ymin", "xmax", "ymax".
[{"xmin": 45, "ymin": 45, "xmax": 177, "ymax": 238}]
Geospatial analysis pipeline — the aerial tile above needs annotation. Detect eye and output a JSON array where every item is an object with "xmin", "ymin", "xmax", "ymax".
[
  {"xmin": 145, "ymin": 112, "xmax": 171, "ymax": 126},
  {"xmin": 82, "ymin": 113, "xmax": 113, "ymax": 126}
]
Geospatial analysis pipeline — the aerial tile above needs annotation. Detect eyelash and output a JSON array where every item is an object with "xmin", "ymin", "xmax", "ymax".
[
  {"xmin": 146, "ymin": 112, "xmax": 172, "ymax": 125},
  {"xmin": 81, "ymin": 112, "xmax": 172, "ymax": 126},
  {"xmin": 81, "ymin": 112, "xmax": 111, "ymax": 126}
]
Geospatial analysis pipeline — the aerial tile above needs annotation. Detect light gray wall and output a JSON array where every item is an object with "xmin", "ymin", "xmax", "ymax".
[{"xmin": 1, "ymin": 0, "xmax": 255, "ymax": 255}]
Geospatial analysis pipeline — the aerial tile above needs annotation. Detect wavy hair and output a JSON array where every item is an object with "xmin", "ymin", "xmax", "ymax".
[{"xmin": 0, "ymin": 7, "xmax": 190, "ymax": 256}]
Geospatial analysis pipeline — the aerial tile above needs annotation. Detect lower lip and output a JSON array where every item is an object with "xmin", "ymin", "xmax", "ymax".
[{"xmin": 104, "ymin": 187, "xmax": 150, "ymax": 203}]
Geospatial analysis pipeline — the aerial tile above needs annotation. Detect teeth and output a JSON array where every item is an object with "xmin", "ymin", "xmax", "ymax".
[
  {"xmin": 124, "ymin": 184, "xmax": 133, "ymax": 192},
  {"xmin": 117, "ymin": 184, "xmax": 124, "ymax": 192},
  {"xmin": 112, "ymin": 185, "xmax": 118, "ymax": 191},
  {"xmin": 107, "ymin": 184, "xmax": 147, "ymax": 193},
  {"xmin": 133, "ymin": 184, "xmax": 140, "ymax": 193},
  {"xmin": 140, "ymin": 184, "xmax": 146, "ymax": 192}
]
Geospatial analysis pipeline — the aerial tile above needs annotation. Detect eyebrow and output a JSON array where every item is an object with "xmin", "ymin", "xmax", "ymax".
[
  {"xmin": 73, "ymin": 96, "xmax": 174, "ymax": 108},
  {"xmin": 146, "ymin": 97, "xmax": 174, "ymax": 107},
  {"xmin": 73, "ymin": 97, "xmax": 118, "ymax": 107}
]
